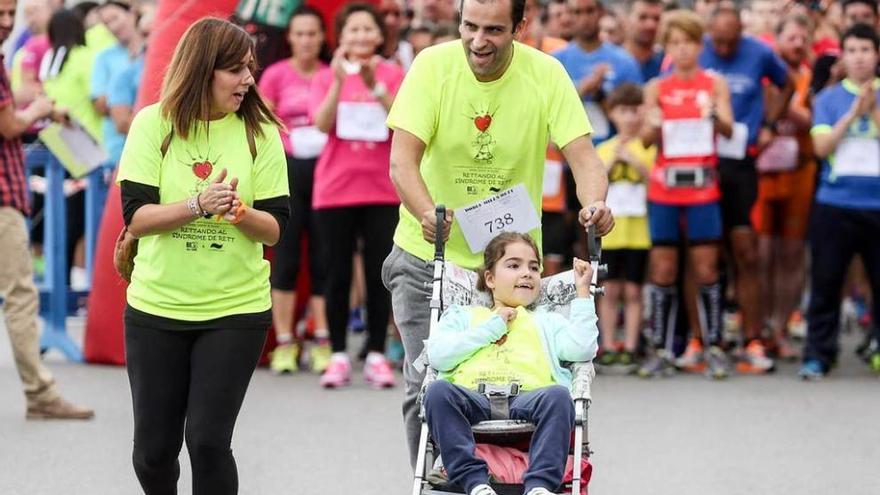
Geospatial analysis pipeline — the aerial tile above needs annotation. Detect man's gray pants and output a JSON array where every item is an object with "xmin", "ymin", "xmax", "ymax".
[{"xmin": 382, "ymin": 244, "xmax": 434, "ymax": 468}]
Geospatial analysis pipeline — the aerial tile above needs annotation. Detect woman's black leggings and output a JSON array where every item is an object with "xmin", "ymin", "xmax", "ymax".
[
  {"xmin": 315, "ymin": 205, "xmax": 398, "ymax": 354},
  {"xmin": 125, "ymin": 318, "xmax": 267, "ymax": 495}
]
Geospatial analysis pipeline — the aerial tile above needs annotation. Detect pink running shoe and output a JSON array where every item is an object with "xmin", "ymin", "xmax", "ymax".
[
  {"xmin": 364, "ymin": 353, "xmax": 396, "ymax": 389},
  {"xmin": 319, "ymin": 356, "xmax": 352, "ymax": 388}
]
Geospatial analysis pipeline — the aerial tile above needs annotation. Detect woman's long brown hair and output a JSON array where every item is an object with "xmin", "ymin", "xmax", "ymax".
[{"xmin": 160, "ymin": 17, "xmax": 282, "ymax": 139}]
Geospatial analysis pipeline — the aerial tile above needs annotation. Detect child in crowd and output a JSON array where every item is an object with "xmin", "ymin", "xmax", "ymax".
[
  {"xmin": 594, "ymin": 83, "xmax": 655, "ymax": 371},
  {"xmin": 424, "ymin": 232, "xmax": 598, "ymax": 495}
]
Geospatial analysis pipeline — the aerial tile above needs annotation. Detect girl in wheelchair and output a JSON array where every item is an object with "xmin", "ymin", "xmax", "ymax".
[{"xmin": 424, "ymin": 232, "xmax": 599, "ymax": 495}]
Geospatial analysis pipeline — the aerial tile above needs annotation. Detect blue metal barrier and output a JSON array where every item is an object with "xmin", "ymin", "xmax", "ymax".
[{"xmin": 23, "ymin": 143, "xmax": 111, "ymax": 362}]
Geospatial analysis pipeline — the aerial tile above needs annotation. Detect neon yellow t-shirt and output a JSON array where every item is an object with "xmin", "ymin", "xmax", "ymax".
[
  {"xmin": 386, "ymin": 41, "xmax": 592, "ymax": 269},
  {"xmin": 116, "ymin": 103, "xmax": 288, "ymax": 321},
  {"xmin": 596, "ymin": 136, "xmax": 654, "ymax": 250},
  {"xmin": 42, "ymin": 45, "xmax": 103, "ymax": 141},
  {"xmin": 444, "ymin": 306, "xmax": 555, "ymax": 391},
  {"xmin": 86, "ymin": 24, "xmax": 117, "ymax": 53}
]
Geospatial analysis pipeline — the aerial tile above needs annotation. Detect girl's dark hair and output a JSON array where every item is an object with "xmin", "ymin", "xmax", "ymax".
[
  {"xmin": 476, "ymin": 232, "xmax": 541, "ymax": 292},
  {"xmin": 48, "ymin": 9, "xmax": 86, "ymax": 72},
  {"xmin": 290, "ymin": 5, "xmax": 332, "ymax": 63},
  {"xmin": 71, "ymin": 1, "xmax": 100, "ymax": 22},
  {"xmin": 335, "ymin": 3, "xmax": 386, "ymax": 55}
]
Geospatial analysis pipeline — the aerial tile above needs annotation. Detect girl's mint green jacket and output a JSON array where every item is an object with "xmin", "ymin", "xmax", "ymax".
[{"xmin": 426, "ymin": 298, "xmax": 599, "ymax": 390}]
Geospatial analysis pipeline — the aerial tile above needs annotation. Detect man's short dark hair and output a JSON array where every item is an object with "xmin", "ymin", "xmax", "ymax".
[
  {"xmin": 459, "ymin": 0, "xmax": 527, "ymax": 31},
  {"xmin": 842, "ymin": 0, "xmax": 879, "ymax": 16},
  {"xmin": 841, "ymin": 22, "xmax": 880, "ymax": 51}
]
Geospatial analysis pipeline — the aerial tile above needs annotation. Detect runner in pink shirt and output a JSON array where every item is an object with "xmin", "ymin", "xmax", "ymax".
[
  {"xmin": 309, "ymin": 3, "xmax": 403, "ymax": 390},
  {"xmin": 258, "ymin": 5, "xmax": 332, "ymax": 377}
]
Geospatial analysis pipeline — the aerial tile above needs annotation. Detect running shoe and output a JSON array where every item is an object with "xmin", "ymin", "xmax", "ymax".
[
  {"xmin": 736, "ymin": 340, "xmax": 776, "ymax": 374},
  {"xmin": 704, "ymin": 346, "xmax": 730, "ymax": 380},
  {"xmin": 364, "ymin": 353, "xmax": 396, "ymax": 388},
  {"xmin": 869, "ymin": 352, "xmax": 880, "ymax": 374},
  {"xmin": 470, "ymin": 484, "xmax": 498, "ymax": 495},
  {"xmin": 386, "ymin": 338, "xmax": 405, "ymax": 368},
  {"xmin": 309, "ymin": 341, "xmax": 332, "ymax": 374},
  {"xmin": 637, "ymin": 350, "xmax": 676, "ymax": 378},
  {"xmin": 787, "ymin": 310, "xmax": 807, "ymax": 339},
  {"xmin": 773, "ymin": 336, "xmax": 801, "ymax": 362},
  {"xmin": 675, "ymin": 338, "xmax": 705, "ymax": 373},
  {"xmin": 269, "ymin": 342, "xmax": 299, "ymax": 374},
  {"xmin": 798, "ymin": 359, "xmax": 826, "ymax": 381},
  {"xmin": 319, "ymin": 354, "xmax": 352, "ymax": 388},
  {"xmin": 596, "ymin": 350, "xmax": 619, "ymax": 367},
  {"xmin": 525, "ymin": 488, "xmax": 554, "ymax": 495},
  {"xmin": 616, "ymin": 350, "xmax": 636, "ymax": 369}
]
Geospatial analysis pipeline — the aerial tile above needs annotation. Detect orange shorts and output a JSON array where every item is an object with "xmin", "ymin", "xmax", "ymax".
[{"xmin": 751, "ymin": 161, "xmax": 816, "ymax": 239}]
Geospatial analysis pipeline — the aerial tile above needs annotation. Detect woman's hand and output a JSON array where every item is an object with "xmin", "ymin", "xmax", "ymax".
[
  {"xmin": 573, "ymin": 258, "xmax": 594, "ymax": 298},
  {"xmin": 359, "ymin": 55, "xmax": 381, "ymax": 90},
  {"xmin": 197, "ymin": 169, "xmax": 235, "ymax": 216},
  {"xmin": 330, "ymin": 47, "xmax": 348, "ymax": 83}
]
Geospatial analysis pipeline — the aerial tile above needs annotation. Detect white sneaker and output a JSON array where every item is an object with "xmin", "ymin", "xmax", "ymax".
[
  {"xmin": 470, "ymin": 484, "xmax": 497, "ymax": 495},
  {"xmin": 70, "ymin": 266, "xmax": 89, "ymax": 291},
  {"xmin": 525, "ymin": 488, "xmax": 555, "ymax": 495}
]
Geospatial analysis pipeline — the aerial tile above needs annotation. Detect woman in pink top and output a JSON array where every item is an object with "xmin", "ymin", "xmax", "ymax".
[
  {"xmin": 311, "ymin": 3, "xmax": 403, "ymax": 389},
  {"xmin": 259, "ymin": 5, "xmax": 332, "ymax": 376}
]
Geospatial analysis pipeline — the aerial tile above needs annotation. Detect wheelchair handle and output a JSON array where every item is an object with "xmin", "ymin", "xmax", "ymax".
[
  {"xmin": 434, "ymin": 204, "xmax": 446, "ymax": 261},
  {"xmin": 586, "ymin": 208, "xmax": 602, "ymax": 262}
]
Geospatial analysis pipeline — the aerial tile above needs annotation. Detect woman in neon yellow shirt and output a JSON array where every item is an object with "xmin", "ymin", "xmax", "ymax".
[{"xmin": 116, "ymin": 18, "xmax": 288, "ymax": 495}]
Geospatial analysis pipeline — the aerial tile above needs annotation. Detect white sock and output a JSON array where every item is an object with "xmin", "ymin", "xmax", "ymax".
[
  {"xmin": 330, "ymin": 352, "xmax": 349, "ymax": 363},
  {"xmin": 314, "ymin": 328, "xmax": 330, "ymax": 340},
  {"xmin": 276, "ymin": 334, "xmax": 293, "ymax": 346},
  {"xmin": 366, "ymin": 351, "xmax": 385, "ymax": 365}
]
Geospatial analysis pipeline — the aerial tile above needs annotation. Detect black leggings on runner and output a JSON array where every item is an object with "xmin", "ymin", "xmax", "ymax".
[
  {"xmin": 125, "ymin": 316, "xmax": 267, "ymax": 495},
  {"xmin": 315, "ymin": 205, "xmax": 398, "ymax": 354}
]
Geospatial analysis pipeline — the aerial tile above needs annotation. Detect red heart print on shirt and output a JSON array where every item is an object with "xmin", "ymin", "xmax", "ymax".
[
  {"xmin": 474, "ymin": 114, "xmax": 492, "ymax": 132},
  {"xmin": 192, "ymin": 161, "xmax": 213, "ymax": 180}
]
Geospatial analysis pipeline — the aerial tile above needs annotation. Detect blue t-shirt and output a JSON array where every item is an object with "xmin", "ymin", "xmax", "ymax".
[
  {"xmin": 553, "ymin": 42, "xmax": 642, "ymax": 143},
  {"xmin": 811, "ymin": 79, "xmax": 880, "ymax": 210},
  {"xmin": 640, "ymin": 50, "xmax": 665, "ymax": 81},
  {"xmin": 699, "ymin": 36, "xmax": 788, "ymax": 145},
  {"xmin": 92, "ymin": 44, "xmax": 137, "ymax": 164},
  {"xmin": 108, "ymin": 55, "xmax": 144, "ymax": 109}
]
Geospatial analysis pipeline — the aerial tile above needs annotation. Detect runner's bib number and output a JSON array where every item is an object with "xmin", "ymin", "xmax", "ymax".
[
  {"xmin": 606, "ymin": 182, "xmax": 647, "ymax": 217},
  {"xmin": 662, "ymin": 118, "xmax": 714, "ymax": 158},
  {"xmin": 835, "ymin": 137, "xmax": 880, "ymax": 177},
  {"xmin": 584, "ymin": 101, "xmax": 610, "ymax": 140},
  {"xmin": 716, "ymin": 122, "xmax": 748, "ymax": 159},
  {"xmin": 457, "ymin": 184, "xmax": 542, "ymax": 253},
  {"xmin": 289, "ymin": 126, "xmax": 328, "ymax": 159},
  {"xmin": 756, "ymin": 136, "xmax": 798, "ymax": 173},
  {"xmin": 336, "ymin": 102, "xmax": 389, "ymax": 142},
  {"xmin": 543, "ymin": 160, "xmax": 563, "ymax": 197}
]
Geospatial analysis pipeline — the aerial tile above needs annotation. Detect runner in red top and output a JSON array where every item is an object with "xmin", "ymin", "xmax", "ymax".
[{"xmin": 638, "ymin": 10, "xmax": 735, "ymax": 380}]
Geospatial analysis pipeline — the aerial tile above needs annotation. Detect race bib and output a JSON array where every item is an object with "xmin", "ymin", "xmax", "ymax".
[
  {"xmin": 756, "ymin": 136, "xmax": 798, "ymax": 173},
  {"xmin": 662, "ymin": 118, "xmax": 714, "ymax": 158},
  {"xmin": 336, "ymin": 102, "xmax": 389, "ymax": 142},
  {"xmin": 543, "ymin": 160, "xmax": 563, "ymax": 197},
  {"xmin": 456, "ymin": 184, "xmax": 542, "ymax": 254},
  {"xmin": 716, "ymin": 122, "xmax": 748, "ymax": 160},
  {"xmin": 584, "ymin": 101, "xmax": 610, "ymax": 140},
  {"xmin": 289, "ymin": 125, "xmax": 328, "ymax": 159},
  {"xmin": 834, "ymin": 137, "xmax": 880, "ymax": 177},
  {"xmin": 606, "ymin": 182, "xmax": 647, "ymax": 217}
]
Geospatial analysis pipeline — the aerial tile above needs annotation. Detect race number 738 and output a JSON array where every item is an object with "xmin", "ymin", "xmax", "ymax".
[{"xmin": 484, "ymin": 213, "xmax": 514, "ymax": 233}]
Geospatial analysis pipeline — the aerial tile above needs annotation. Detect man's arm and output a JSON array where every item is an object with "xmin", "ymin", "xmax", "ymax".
[
  {"xmin": 0, "ymin": 95, "xmax": 52, "ymax": 140},
  {"xmin": 560, "ymin": 134, "xmax": 613, "ymax": 234},
  {"xmin": 389, "ymin": 128, "xmax": 452, "ymax": 242}
]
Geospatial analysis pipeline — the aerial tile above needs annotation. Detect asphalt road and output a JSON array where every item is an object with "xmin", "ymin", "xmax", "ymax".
[{"xmin": 0, "ymin": 316, "xmax": 878, "ymax": 495}]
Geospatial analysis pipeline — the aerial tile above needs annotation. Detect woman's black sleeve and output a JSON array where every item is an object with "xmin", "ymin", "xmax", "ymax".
[
  {"xmin": 120, "ymin": 180, "xmax": 160, "ymax": 226},
  {"xmin": 252, "ymin": 195, "xmax": 290, "ymax": 237}
]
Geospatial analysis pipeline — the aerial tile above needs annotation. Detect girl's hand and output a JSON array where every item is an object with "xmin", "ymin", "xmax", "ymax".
[
  {"xmin": 496, "ymin": 307, "xmax": 517, "ymax": 324},
  {"xmin": 573, "ymin": 258, "xmax": 593, "ymax": 297}
]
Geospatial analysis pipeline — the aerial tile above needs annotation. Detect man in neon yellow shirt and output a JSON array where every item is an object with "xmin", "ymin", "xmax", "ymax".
[{"xmin": 383, "ymin": 0, "xmax": 613, "ymax": 466}]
